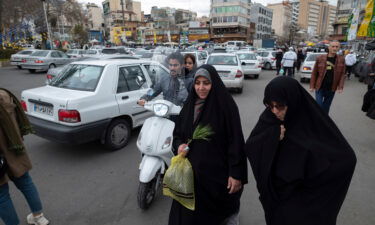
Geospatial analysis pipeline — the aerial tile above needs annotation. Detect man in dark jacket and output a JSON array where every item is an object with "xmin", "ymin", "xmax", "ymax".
[
  {"xmin": 310, "ymin": 40, "xmax": 346, "ymax": 114},
  {"xmin": 275, "ymin": 49, "xmax": 283, "ymax": 75}
]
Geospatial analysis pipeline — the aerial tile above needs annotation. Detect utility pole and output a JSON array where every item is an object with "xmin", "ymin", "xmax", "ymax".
[
  {"xmin": 120, "ymin": 0, "xmax": 127, "ymax": 43},
  {"xmin": 41, "ymin": 0, "xmax": 53, "ymax": 49}
]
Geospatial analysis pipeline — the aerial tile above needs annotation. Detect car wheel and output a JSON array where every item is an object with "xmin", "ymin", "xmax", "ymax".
[
  {"xmin": 254, "ymin": 74, "xmax": 259, "ymax": 79},
  {"xmin": 17, "ymin": 65, "xmax": 22, "ymax": 69},
  {"xmin": 28, "ymin": 69, "xmax": 36, "ymax": 73},
  {"xmin": 104, "ymin": 118, "xmax": 131, "ymax": 150},
  {"xmin": 49, "ymin": 64, "xmax": 56, "ymax": 69},
  {"xmin": 264, "ymin": 63, "xmax": 271, "ymax": 70}
]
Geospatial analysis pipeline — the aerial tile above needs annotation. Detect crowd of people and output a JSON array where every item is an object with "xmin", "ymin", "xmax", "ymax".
[{"xmin": 0, "ymin": 41, "xmax": 360, "ymax": 225}]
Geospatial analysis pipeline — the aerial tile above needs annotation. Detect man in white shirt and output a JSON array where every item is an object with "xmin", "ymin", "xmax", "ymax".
[
  {"xmin": 281, "ymin": 47, "xmax": 297, "ymax": 77},
  {"xmin": 345, "ymin": 50, "xmax": 357, "ymax": 80}
]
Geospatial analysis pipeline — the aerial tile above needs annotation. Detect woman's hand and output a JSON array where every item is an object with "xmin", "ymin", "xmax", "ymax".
[
  {"xmin": 178, "ymin": 144, "xmax": 189, "ymax": 157},
  {"xmin": 227, "ymin": 177, "xmax": 242, "ymax": 194},
  {"xmin": 280, "ymin": 125, "xmax": 286, "ymax": 141}
]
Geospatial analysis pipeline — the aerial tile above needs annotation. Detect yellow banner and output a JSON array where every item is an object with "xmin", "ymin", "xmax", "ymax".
[
  {"xmin": 153, "ymin": 31, "xmax": 157, "ymax": 44},
  {"xmin": 357, "ymin": 0, "xmax": 374, "ymax": 37}
]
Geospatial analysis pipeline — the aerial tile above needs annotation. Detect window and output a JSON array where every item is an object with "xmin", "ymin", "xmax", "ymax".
[
  {"xmin": 117, "ymin": 66, "xmax": 147, "ymax": 93},
  {"xmin": 144, "ymin": 64, "xmax": 169, "ymax": 86},
  {"xmin": 51, "ymin": 52, "xmax": 60, "ymax": 58}
]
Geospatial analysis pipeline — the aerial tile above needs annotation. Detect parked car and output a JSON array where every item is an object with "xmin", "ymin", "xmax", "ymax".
[
  {"xmin": 206, "ymin": 53, "xmax": 244, "ymax": 93},
  {"xmin": 83, "ymin": 49, "xmax": 102, "ymax": 56},
  {"xmin": 299, "ymin": 52, "xmax": 326, "ymax": 83},
  {"xmin": 10, "ymin": 49, "xmax": 39, "ymax": 69},
  {"xmin": 66, "ymin": 49, "xmax": 86, "ymax": 58},
  {"xmin": 46, "ymin": 55, "xmax": 140, "ymax": 82},
  {"xmin": 21, "ymin": 50, "xmax": 73, "ymax": 73},
  {"xmin": 236, "ymin": 52, "xmax": 262, "ymax": 79},
  {"xmin": 257, "ymin": 50, "xmax": 277, "ymax": 70},
  {"xmin": 21, "ymin": 59, "xmax": 170, "ymax": 150},
  {"xmin": 101, "ymin": 47, "xmax": 127, "ymax": 54}
]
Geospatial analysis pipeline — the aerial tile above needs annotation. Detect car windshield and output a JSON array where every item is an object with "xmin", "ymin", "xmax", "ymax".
[
  {"xmin": 49, "ymin": 64, "xmax": 103, "ymax": 91},
  {"xmin": 238, "ymin": 53, "xmax": 257, "ymax": 60},
  {"xmin": 207, "ymin": 56, "xmax": 238, "ymax": 65},
  {"xmin": 306, "ymin": 54, "xmax": 324, "ymax": 61},
  {"xmin": 31, "ymin": 51, "xmax": 49, "ymax": 57}
]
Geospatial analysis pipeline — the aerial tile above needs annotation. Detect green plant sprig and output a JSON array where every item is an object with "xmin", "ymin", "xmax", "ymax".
[{"xmin": 187, "ymin": 124, "xmax": 214, "ymax": 145}]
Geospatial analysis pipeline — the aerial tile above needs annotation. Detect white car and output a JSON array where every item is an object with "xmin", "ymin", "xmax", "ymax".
[
  {"xmin": 10, "ymin": 49, "xmax": 39, "ymax": 69},
  {"xmin": 300, "ymin": 53, "xmax": 326, "ymax": 83},
  {"xmin": 206, "ymin": 53, "xmax": 244, "ymax": 93},
  {"xmin": 66, "ymin": 49, "xmax": 86, "ymax": 58},
  {"xmin": 257, "ymin": 51, "xmax": 277, "ymax": 70},
  {"xmin": 236, "ymin": 52, "xmax": 262, "ymax": 79},
  {"xmin": 21, "ymin": 60, "xmax": 169, "ymax": 150},
  {"xmin": 83, "ymin": 49, "xmax": 102, "ymax": 57}
]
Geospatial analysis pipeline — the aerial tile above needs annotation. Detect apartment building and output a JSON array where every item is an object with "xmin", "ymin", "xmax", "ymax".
[
  {"xmin": 250, "ymin": 3, "xmax": 273, "ymax": 40},
  {"xmin": 87, "ymin": 3, "xmax": 104, "ymax": 30},
  {"xmin": 267, "ymin": 1, "xmax": 292, "ymax": 39},
  {"xmin": 210, "ymin": 0, "xmax": 252, "ymax": 43}
]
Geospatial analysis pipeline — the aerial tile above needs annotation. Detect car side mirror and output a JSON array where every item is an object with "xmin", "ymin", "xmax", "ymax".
[{"xmin": 241, "ymin": 62, "xmax": 246, "ymax": 66}]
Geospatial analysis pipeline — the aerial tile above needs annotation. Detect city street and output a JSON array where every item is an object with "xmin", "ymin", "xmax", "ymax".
[{"xmin": 1, "ymin": 66, "xmax": 374, "ymax": 225}]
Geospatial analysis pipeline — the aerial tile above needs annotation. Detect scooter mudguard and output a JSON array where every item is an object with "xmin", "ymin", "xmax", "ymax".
[{"xmin": 139, "ymin": 155, "xmax": 165, "ymax": 183}]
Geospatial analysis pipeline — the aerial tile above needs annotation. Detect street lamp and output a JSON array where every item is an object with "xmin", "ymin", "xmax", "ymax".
[{"xmin": 40, "ymin": 0, "xmax": 53, "ymax": 49}]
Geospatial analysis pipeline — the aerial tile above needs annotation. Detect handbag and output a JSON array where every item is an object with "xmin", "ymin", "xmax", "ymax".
[{"xmin": 0, "ymin": 155, "xmax": 7, "ymax": 178}]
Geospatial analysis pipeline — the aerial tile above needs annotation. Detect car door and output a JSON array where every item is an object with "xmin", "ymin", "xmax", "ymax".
[{"xmin": 115, "ymin": 65, "xmax": 152, "ymax": 127}]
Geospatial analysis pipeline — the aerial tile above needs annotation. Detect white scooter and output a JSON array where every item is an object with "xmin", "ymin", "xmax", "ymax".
[{"xmin": 136, "ymin": 99, "xmax": 181, "ymax": 209}]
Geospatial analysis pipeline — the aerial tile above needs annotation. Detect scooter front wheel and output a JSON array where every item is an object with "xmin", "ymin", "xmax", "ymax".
[{"xmin": 137, "ymin": 171, "xmax": 162, "ymax": 210}]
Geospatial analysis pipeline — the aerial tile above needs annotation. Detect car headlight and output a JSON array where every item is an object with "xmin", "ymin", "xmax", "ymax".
[{"xmin": 153, "ymin": 103, "xmax": 169, "ymax": 117}]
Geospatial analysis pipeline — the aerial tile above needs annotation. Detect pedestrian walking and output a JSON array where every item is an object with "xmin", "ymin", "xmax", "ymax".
[
  {"xmin": 345, "ymin": 50, "xmax": 357, "ymax": 80},
  {"xmin": 281, "ymin": 47, "xmax": 297, "ymax": 77},
  {"xmin": 295, "ymin": 47, "xmax": 305, "ymax": 73},
  {"xmin": 245, "ymin": 76, "xmax": 356, "ymax": 225},
  {"xmin": 310, "ymin": 40, "xmax": 346, "ymax": 114},
  {"xmin": 0, "ymin": 88, "xmax": 49, "ymax": 225},
  {"xmin": 168, "ymin": 65, "xmax": 248, "ymax": 225},
  {"xmin": 275, "ymin": 49, "xmax": 283, "ymax": 75}
]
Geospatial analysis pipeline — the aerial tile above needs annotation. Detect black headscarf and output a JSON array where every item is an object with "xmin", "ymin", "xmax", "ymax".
[
  {"xmin": 169, "ymin": 64, "xmax": 248, "ymax": 225},
  {"xmin": 245, "ymin": 76, "xmax": 356, "ymax": 225}
]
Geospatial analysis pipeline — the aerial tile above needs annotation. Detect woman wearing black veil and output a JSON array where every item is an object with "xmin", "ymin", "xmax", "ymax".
[
  {"xmin": 168, "ymin": 65, "xmax": 248, "ymax": 225},
  {"xmin": 245, "ymin": 76, "xmax": 356, "ymax": 225}
]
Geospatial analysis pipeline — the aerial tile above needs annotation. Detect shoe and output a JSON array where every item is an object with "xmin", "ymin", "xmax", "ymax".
[{"xmin": 27, "ymin": 213, "xmax": 49, "ymax": 225}]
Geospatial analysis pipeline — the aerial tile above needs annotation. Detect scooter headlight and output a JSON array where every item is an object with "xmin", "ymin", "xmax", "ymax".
[{"xmin": 153, "ymin": 103, "xmax": 169, "ymax": 117}]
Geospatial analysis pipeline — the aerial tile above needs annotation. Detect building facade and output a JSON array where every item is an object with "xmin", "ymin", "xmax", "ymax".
[
  {"xmin": 297, "ymin": 0, "xmax": 336, "ymax": 38},
  {"xmin": 87, "ymin": 3, "xmax": 104, "ymax": 31},
  {"xmin": 250, "ymin": 3, "xmax": 273, "ymax": 40},
  {"xmin": 267, "ymin": 2, "xmax": 292, "ymax": 40},
  {"xmin": 210, "ymin": 0, "xmax": 252, "ymax": 43}
]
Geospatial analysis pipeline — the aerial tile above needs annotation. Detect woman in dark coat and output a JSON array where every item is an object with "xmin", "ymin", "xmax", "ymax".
[
  {"xmin": 169, "ymin": 65, "xmax": 248, "ymax": 225},
  {"xmin": 245, "ymin": 76, "xmax": 356, "ymax": 225}
]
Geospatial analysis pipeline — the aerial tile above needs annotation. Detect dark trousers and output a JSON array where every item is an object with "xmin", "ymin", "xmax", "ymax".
[
  {"xmin": 315, "ymin": 89, "xmax": 335, "ymax": 114},
  {"xmin": 283, "ymin": 67, "xmax": 293, "ymax": 77},
  {"xmin": 276, "ymin": 62, "xmax": 282, "ymax": 75},
  {"xmin": 346, "ymin": 65, "xmax": 353, "ymax": 78}
]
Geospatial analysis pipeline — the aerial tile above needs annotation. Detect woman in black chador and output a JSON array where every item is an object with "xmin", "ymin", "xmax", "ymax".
[
  {"xmin": 245, "ymin": 76, "xmax": 356, "ymax": 225},
  {"xmin": 169, "ymin": 65, "xmax": 248, "ymax": 225}
]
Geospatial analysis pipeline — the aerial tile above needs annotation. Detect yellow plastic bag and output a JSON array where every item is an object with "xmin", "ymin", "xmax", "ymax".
[{"xmin": 163, "ymin": 154, "xmax": 195, "ymax": 210}]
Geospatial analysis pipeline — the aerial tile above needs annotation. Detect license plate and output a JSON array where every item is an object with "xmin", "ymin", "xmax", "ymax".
[
  {"xmin": 34, "ymin": 104, "xmax": 53, "ymax": 116},
  {"xmin": 219, "ymin": 73, "xmax": 228, "ymax": 78}
]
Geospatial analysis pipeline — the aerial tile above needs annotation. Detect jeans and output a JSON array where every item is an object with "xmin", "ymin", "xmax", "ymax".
[
  {"xmin": 283, "ymin": 67, "xmax": 293, "ymax": 77},
  {"xmin": 0, "ymin": 172, "xmax": 43, "ymax": 225},
  {"xmin": 315, "ymin": 89, "xmax": 335, "ymax": 114}
]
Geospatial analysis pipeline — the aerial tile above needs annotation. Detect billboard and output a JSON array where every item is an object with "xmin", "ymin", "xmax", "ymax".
[{"xmin": 189, "ymin": 21, "xmax": 207, "ymax": 28}]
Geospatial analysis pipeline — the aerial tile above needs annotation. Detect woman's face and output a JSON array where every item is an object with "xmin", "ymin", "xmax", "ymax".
[
  {"xmin": 195, "ymin": 76, "xmax": 212, "ymax": 100},
  {"xmin": 184, "ymin": 57, "xmax": 194, "ymax": 71},
  {"xmin": 267, "ymin": 101, "xmax": 288, "ymax": 121}
]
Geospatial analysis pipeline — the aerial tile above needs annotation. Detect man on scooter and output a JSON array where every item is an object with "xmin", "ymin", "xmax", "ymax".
[{"xmin": 137, "ymin": 52, "xmax": 193, "ymax": 106}]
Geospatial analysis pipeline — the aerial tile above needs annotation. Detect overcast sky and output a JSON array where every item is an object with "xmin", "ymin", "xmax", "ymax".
[{"xmin": 77, "ymin": 0, "xmax": 338, "ymax": 17}]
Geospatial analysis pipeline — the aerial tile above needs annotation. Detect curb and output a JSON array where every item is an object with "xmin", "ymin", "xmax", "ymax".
[{"xmin": 0, "ymin": 61, "xmax": 11, "ymax": 68}]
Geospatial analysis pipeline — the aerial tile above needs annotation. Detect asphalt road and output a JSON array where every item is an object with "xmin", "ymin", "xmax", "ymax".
[{"xmin": 0, "ymin": 66, "xmax": 374, "ymax": 225}]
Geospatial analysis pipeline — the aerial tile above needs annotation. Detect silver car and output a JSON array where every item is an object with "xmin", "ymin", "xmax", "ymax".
[
  {"xmin": 66, "ymin": 49, "xmax": 86, "ymax": 58},
  {"xmin": 299, "ymin": 53, "xmax": 326, "ymax": 83},
  {"xmin": 10, "ymin": 49, "xmax": 39, "ymax": 69},
  {"xmin": 22, "ymin": 50, "xmax": 73, "ymax": 73},
  {"xmin": 257, "ymin": 51, "xmax": 277, "ymax": 70}
]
